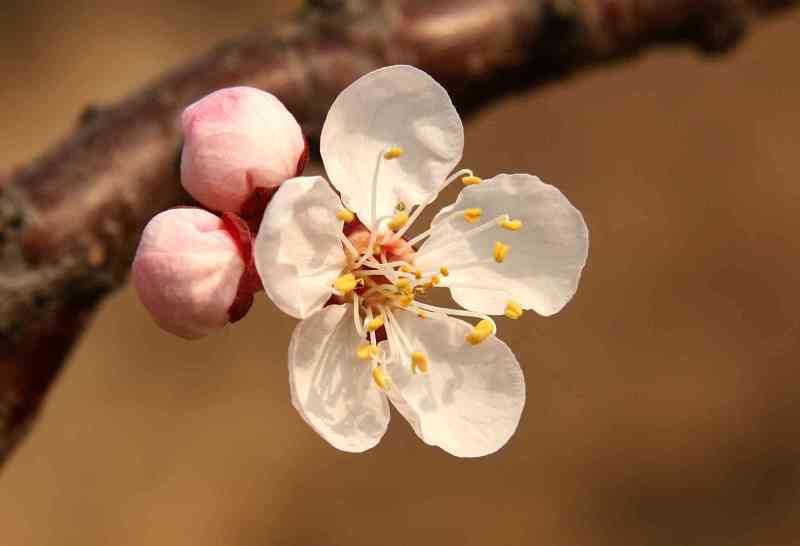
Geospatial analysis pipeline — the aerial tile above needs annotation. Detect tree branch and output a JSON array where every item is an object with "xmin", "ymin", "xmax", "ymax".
[{"xmin": 0, "ymin": 0, "xmax": 794, "ymax": 467}]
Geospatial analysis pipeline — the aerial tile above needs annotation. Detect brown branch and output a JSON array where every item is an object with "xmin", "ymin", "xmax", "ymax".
[{"xmin": 0, "ymin": 0, "xmax": 794, "ymax": 467}]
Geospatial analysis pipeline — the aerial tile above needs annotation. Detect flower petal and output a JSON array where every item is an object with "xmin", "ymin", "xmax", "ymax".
[
  {"xmin": 320, "ymin": 65, "xmax": 464, "ymax": 225},
  {"xmin": 289, "ymin": 304, "xmax": 390, "ymax": 452},
  {"xmin": 382, "ymin": 310, "xmax": 525, "ymax": 457},
  {"xmin": 415, "ymin": 174, "xmax": 589, "ymax": 316},
  {"xmin": 254, "ymin": 176, "xmax": 347, "ymax": 319}
]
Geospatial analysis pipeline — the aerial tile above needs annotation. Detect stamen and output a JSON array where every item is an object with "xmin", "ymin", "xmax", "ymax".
[
  {"xmin": 499, "ymin": 218, "xmax": 523, "ymax": 231},
  {"xmin": 411, "ymin": 351, "xmax": 429, "ymax": 374},
  {"xmin": 415, "ymin": 214, "xmax": 509, "ymax": 260},
  {"xmin": 336, "ymin": 209, "xmax": 355, "ymax": 223},
  {"xmin": 430, "ymin": 274, "xmax": 441, "ymax": 286},
  {"xmin": 372, "ymin": 366, "xmax": 390, "ymax": 390},
  {"xmin": 440, "ymin": 266, "xmax": 450, "ymax": 276},
  {"xmin": 406, "ymin": 230, "xmax": 432, "ymax": 247},
  {"xmin": 356, "ymin": 343, "xmax": 379, "ymax": 360},
  {"xmin": 462, "ymin": 175, "xmax": 482, "ymax": 186},
  {"xmin": 367, "ymin": 314, "xmax": 385, "ymax": 332},
  {"xmin": 466, "ymin": 319, "xmax": 494, "ymax": 345},
  {"xmin": 493, "ymin": 241, "xmax": 510, "ymax": 263},
  {"xmin": 384, "ymin": 147, "xmax": 404, "ymax": 160},
  {"xmin": 430, "ymin": 257, "xmax": 495, "ymax": 275},
  {"xmin": 338, "ymin": 231, "xmax": 361, "ymax": 261},
  {"xmin": 333, "ymin": 273, "xmax": 357, "ymax": 295},
  {"xmin": 445, "ymin": 168, "xmax": 475, "ymax": 186},
  {"xmin": 354, "ymin": 270, "xmax": 401, "ymax": 278},
  {"xmin": 463, "ymin": 208, "xmax": 483, "ymax": 223},
  {"xmin": 388, "ymin": 210, "xmax": 410, "ymax": 231},
  {"xmin": 371, "ymin": 146, "xmax": 401, "ymax": 230},
  {"xmin": 390, "ymin": 166, "xmax": 474, "ymax": 239},
  {"xmin": 366, "ymin": 307, "xmax": 380, "ymax": 349},
  {"xmin": 353, "ymin": 293, "xmax": 365, "ymax": 335},
  {"xmin": 395, "ymin": 278, "xmax": 411, "ymax": 291},
  {"xmin": 505, "ymin": 301, "xmax": 524, "ymax": 320},
  {"xmin": 384, "ymin": 308, "xmax": 415, "ymax": 357},
  {"xmin": 381, "ymin": 309, "xmax": 404, "ymax": 360},
  {"xmin": 412, "ymin": 301, "xmax": 496, "ymax": 331},
  {"xmin": 437, "ymin": 282, "xmax": 510, "ymax": 294},
  {"xmin": 393, "ymin": 201, "xmax": 429, "ymax": 240}
]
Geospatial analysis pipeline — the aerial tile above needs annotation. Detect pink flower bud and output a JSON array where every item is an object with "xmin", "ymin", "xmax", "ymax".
[
  {"xmin": 180, "ymin": 87, "xmax": 307, "ymax": 214},
  {"xmin": 132, "ymin": 208, "xmax": 245, "ymax": 339}
]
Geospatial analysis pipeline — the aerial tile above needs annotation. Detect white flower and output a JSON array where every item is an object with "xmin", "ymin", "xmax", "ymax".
[{"xmin": 254, "ymin": 65, "xmax": 589, "ymax": 457}]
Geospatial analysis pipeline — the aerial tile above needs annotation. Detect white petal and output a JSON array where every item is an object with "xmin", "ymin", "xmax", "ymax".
[
  {"xmin": 415, "ymin": 174, "xmax": 589, "ymax": 316},
  {"xmin": 320, "ymin": 65, "xmax": 464, "ymax": 225},
  {"xmin": 289, "ymin": 304, "xmax": 390, "ymax": 452},
  {"xmin": 382, "ymin": 310, "xmax": 525, "ymax": 457},
  {"xmin": 254, "ymin": 176, "xmax": 347, "ymax": 319}
]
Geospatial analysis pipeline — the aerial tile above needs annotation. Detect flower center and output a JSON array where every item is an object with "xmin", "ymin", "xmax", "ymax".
[{"xmin": 331, "ymin": 147, "xmax": 525, "ymax": 389}]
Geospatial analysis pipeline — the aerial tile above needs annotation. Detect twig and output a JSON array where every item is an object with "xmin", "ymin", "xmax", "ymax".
[{"xmin": 0, "ymin": 0, "xmax": 795, "ymax": 467}]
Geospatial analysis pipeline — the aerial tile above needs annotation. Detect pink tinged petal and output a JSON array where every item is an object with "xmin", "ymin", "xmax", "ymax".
[
  {"xmin": 416, "ymin": 174, "xmax": 589, "ymax": 316},
  {"xmin": 132, "ymin": 208, "xmax": 244, "ymax": 339},
  {"xmin": 254, "ymin": 176, "xmax": 347, "ymax": 319},
  {"xmin": 289, "ymin": 304, "xmax": 390, "ymax": 453},
  {"xmin": 181, "ymin": 86, "xmax": 305, "ymax": 214},
  {"xmin": 320, "ymin": 65, "xmax": 464, "ymax": 224},
  {"xmin": 382, "ymin": 310, "xmax": 525, "ymax": 458}
]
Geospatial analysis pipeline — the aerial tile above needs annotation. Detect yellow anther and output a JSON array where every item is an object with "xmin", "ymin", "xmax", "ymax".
[
  {"xmin": 400, "ymin": 265, "xmax": 413, "ymax": 273},
  {"xmin": 388, "ymin": 210, "xmax": 410, "ymax": 231},
  {"xmin": 466, "ymin": 319, "xmax": 494, "ymax": 345},
  {"xmin": 372, "ymin": 366, "xmax": 390, "ymax": 390},
  {"xmin": 336, "ymin": 209, "xmax": 355, "ymax": 223},
  {"xmin": 395, "ymin": 201, "xmax": 407, "ymax": 211},
  {"xmin": 367, "ymin": 314, "xmax": 385, "ymax": 332},
  {"xmin": 395, "ymin": 277, "xmax": 411, "ymax": 291},
  {"xmin": 414, "ymin": 269, "xmax": 423, "ymax": 279},
  {"xmin": 431, "ymin": 274, "xmax": 441, "ymax": 286},
  {"xmin": 423, "ymin": 282, "xmax": 434, "ymax": 290},
  {"xmin": 439, "ymin": 266, "xmax": 450, "ymax": 277},
  {"xmin": 462, "ymin": 175, "xmax": 482, "ymax": 186},
  {"xmin": 384, "ymin": 147, "xmax": 403, "ymax": 160},
  {"xmin": 463, "ymin": 208, "xmax": 482, "ymax": 223},
  {"xmin": 493, "ymin": 241, "xmax": 510, "ymax": 263},
  {"xmin": 411, "ymin": 351, "xmax": 429, "ymax": 374},
  {"xmin": 399, "ymin": 294, "xmax": 415, "ymax": 307},
  {"xmin": 505, "ymin": 301, "xmax": 524, "ymax": 320},
  {"xmin": 356, "ymin": 343, "xmax": 380, "ymax": 360},
  {"xmin": 334, "ymin": 273, "xmax": 357, "ymax": 294},
  {"xmin": 372, "ymin": 244, "xmax": 383, "ymax": 256},
  {"xmin": 500, "ymin": 218, "xmax": 523, "ymax": 231}
]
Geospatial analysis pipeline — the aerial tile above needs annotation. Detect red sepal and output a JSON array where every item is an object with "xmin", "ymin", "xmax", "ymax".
[
  {"xmin": 221, "ymin": 212, "xmax": 263, "ymax": 323},
  {"xmin": 296, "ymin": 135, "xmax": 310, "ymax": 176}
]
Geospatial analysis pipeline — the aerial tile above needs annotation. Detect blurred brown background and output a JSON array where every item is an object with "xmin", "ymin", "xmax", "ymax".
[{"xmin": 2, "ymin": 2, "xmax": 800, "ymax": 545}]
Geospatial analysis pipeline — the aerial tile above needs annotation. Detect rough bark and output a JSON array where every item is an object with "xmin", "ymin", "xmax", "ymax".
[{"xmin": 0, "ymin": 0, "xmax": 795, "ymax": 467}]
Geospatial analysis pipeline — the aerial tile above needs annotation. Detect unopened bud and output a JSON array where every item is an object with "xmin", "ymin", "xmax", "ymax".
[
  {"xmin": 181, "ymin": 87, "xmax": 306, "ymax": 214},
  {"xmin": 132, "ymin": 208, "xmax": 245, "ymax": 339}
]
